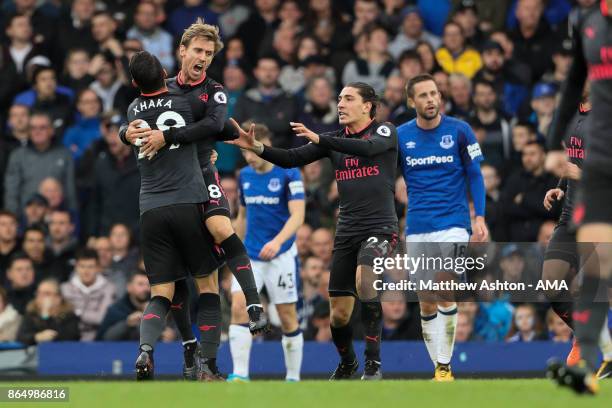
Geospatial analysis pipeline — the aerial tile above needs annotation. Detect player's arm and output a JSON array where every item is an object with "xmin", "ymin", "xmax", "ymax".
[
  {"xmin": 291, "ymin": 122, "xmax": 396, "ymax": 157},
  {"xmin": 460, "ymin": 125, "xmax": 488, "ymax": 241},
  {"xmin": 234, "ymin": 205, "xmax": 247, "ymax": 240},
  {"xmin": 227, "ymin": 118, "xmax": 328, "ymax": 167},
  {"xmin": 259, "ymin": 200, "xmax": 305, "ymax": 261}
]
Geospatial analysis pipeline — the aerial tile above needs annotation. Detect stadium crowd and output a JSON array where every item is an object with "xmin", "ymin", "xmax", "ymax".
[{"xmin": 0, "ymin": 0, "xmax": 609, "ymax": 346}]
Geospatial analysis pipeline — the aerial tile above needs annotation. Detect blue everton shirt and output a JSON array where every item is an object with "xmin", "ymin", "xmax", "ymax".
[
  {"xmin": 238, "ymin": 165, "xmax": 305, "ymax": 260},
  {"xmin": 397, "ymin": 115, "xmax": 484, "ymax": 235}
]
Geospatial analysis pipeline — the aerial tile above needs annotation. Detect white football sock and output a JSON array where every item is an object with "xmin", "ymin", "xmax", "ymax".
[
  {"xmin": 282, "ymin": 330, "xmax": 304, "ymax": 381},
  {"xmin": 229, "ymin": 324, "xmax": 252, "ymax": 378},
  {"xmin": 420, "ymin": 312, "xmax": 439, "ymax": 367},
  {"xmin": 599, "ymin": 315, "xmax": 612, "ymax": 361},
  {"xmin": 437, "ymin": 304, "xmax": 458, "ymax": 365}
]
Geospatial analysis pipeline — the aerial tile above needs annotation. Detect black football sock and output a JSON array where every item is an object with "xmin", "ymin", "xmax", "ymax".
[
  {"xmin": 551, "ymin": 301, "xmax": 573, "ymax": 329},
  {"xmin": 331, "ymin": 324, "xmax": 356, "ymax": 363},
  {"xmin": 197, "ymin": 293, "xmax": 221, "ymax": 359},
  {"xmin": 220, "ymin": 234, "xmax": 260, "ymax": 306},
  {"xmin": 574, "ymin": 275, "xmax": 608, "ymax": 372},
  {"xmin": 139, "ymin": 296, "xmax": 171, "ymax": 351},
  {"xmin": 361, "ymin": 299, "xmax": 382, "ymax": 362},
  {"xmin": 171, "ymin": 279, "xmax": 195, "ymax": 342}
]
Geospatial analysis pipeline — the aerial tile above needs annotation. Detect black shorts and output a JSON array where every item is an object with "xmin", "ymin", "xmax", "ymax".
[
  {"xmin": 202, "ymin": 167, "xmax": 231, "ymax": 219},
  {"xmin": 580, "ymin": 164, "xmax": 612, "ymax": 225},
  {"xmin": 543, "ymin": 223, "xmax": 578, "ymax": 267},
  {"xmin": 140, "ymin": 204, "xmax": 223, "ymax": 285},
  {"xmin": 329, "ymin": 232, "xmax": 399, "ymax": 297}
]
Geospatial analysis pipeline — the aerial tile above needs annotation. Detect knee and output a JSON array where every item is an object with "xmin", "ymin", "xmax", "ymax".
[
  {"xmin": 330, "ymin": 306, "xmax": 351, "ymax": 327},
  {"xmin": 207, "ymin": 218, "xmax": 234, "ymax": 243},
  {"xmin": 277, "ymin": 305, "xmax": 298, "ymax": 331},
  {"xmin": 419, "ymin": 302, "xmax": 437, "ymax": 316},
  {"xmin": 196, "ymin": 274, "xmax": 219, "ymax": 294}
]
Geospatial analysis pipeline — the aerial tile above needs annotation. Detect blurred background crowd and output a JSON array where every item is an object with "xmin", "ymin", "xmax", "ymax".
[{"xmin": 0, "ymin": 0, "xmax": 609, "ymax": 347}]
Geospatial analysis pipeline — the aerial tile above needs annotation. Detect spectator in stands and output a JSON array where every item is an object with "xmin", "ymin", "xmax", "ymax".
[
  {"xmin": 397, "ymin": 50, "xmax": 424, "ymax": 84},
  {"xmin": 415, "ymin": 41, "xmax": 441, "ymax": 74},
  {"xmin": 90, "ymin": 11, "xmax": 120, "ymax": 58},
  {"xmin": 342, "ymin": 25, "xmax": 395, "ymax": 95},
  {"xmin": 87, "ymin": 116, "xmax": 139, "ymax": 236},
  {"xmin": 211, "ymin": 0, "xmax": 252, "ymax": 39},
  {"xmin": 510, "ymin": 0, "xmax": 557, "ymax": 83},
  {"xmin": 127, "ymin": 1, "xmax": 174, "ymax": 72},
  {"xmin": 272, "ymin": 25, "xmax": 298, "ymax": 68},
  {"xmin": 16, "ymin": 278, "xmax": 80, "ymax": 345},
  {"xmin": 304, "ymin": 300, "xmax": 332, "ymax": 342},
  {"xmin": 0, "ymin": 286, "xmax": 22, "ymax": 342},
  {"xmin": 473, "ymin": 274, "xmax": 514, "ymax": 341},
  {"xmin": 385, "ymin": 74, "xmax": 414, "ymax": 126},
  {"xmin": 56, "ymin": 0, "xmax": 97, "ymax": 64},
  {"xmin": 4, "ymin": 112, "xmax": 76, "ymax": 215},
  {"xmin": 542, "ymin": 37, "xmax": 573, "ymax": 87},
  {"xmin": 528, "ymin": 82, "xmax": 557, "ymax": 137},
  {"xmin": 448, "ymin": 73, "xmax": 472, "ymax": 120},
  {"xmin": 234, "ymin": 56, "xmax": 298, "ymax": 148},
  {"xmin": 301, "ymin": 161, "xmax": 331, "ymax": 228},
  {"xmin": 296, "ymin": 76, "xmax": 339, "ymax": 139},
  {"xmin": 96, "ymin": 270, "xmax": 150, "ymax": 340},
  {"xmin": 309, "ymin": 228, "xmax": 333, "ymax": 267},
  {"xmin": 382, "ymin": 301, "xmax": 421, "ymax": 340},
  {"xmin": 89, "ymin": 55, "xmax": 135, "ymax": 115},
  {"xmin": 22, "ymin": 225, "xmax": 61, "ymax": 282},
  {"xmin": 59, "ymin": 49, "xmax": 95, "ymax": 93},
  {"xmin": 295, "ymin": 224, "xmax": 313, "ymax": 265},
  {"xmin": 4, "ymin": 104, "xmax": 30, "ymax": 147},
  {"xmin": 0, "ymin": 211, "xmax": 20, "ymax": 285},
  {"xmin": 389, "ymin": 6, "xmax": 441, "ymax": 59},
  {"xmin": 451, "ymin": 0, "xmax": 485, "ymax": 48},
  {"xmin": 38, "ymin": 177, "xmax": 67, "ymax": 213},
  {"xmin": 167, "ymin": 0, "xmax": 220, "ymax": 38},
  {"xmin": 502, "ymin": 141, "xmax": 559, "ymax": 241},
  {"xmin": 220, "ymin": 176, "xmax": 239, "ymax": 218},
  {"xmin": 21, "ymin": 194, "xmax": 48, "ymax": 229},
  {"xmin": 547, "ymin": 307, "xmax": 572, "ymax": 342},
  {"xmin": 504, "ymin": 121, "xmax": 537, "ymax": 177},
  {"xmin": 506, "ymin": 303, "xmax": 547, "ymax": 342},
  {"xmin": 455, "ymin": 310, "xmax": 481, "ymax": 342},
  {"xmin": 469, "ymin": 79, "xmax": 512, "ymax": 169},
  {"xmin": 91, "ymin": 236, "xmax": 127, "ymax": 298},
  {"xmin": 236, "ymin": 0, "xmax": 280, "ymax": 64},
  {"xmin": 482, "ymin": 164, "xmax": 505, "ymax": 242},
  {"xmin": 47, "ymin": 209, "xmax": 77, "ymax": 282},
  {"xmin": 5, "ymin": 254, "xmax": 36, "ymax": 315},
  {"xmin": 435, "ymin": 21, "xmax": 482, "ymax": 79},
  {"xmin": 61, "ymin": 249, "xmax": 116, "ymax": 341},
  {"xmin": 108, "ymin": 223, "xmax": 139, "ymax": 280},
  {"xmin": 62, "ymin": 89, "xmax": 102, "ymax": 162},
  {"xmin": 279, "ymin": 36, "xmax": 335, "ymax": 96}
]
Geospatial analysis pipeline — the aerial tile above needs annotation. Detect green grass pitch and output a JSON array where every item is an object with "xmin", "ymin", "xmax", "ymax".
[{"xmin": 2, "ymin": 379, "xmax": 610, "ymax": 408}]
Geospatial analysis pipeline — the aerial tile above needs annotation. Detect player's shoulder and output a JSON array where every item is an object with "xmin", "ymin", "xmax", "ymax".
[
  {"xmin": 373, "ymin": 121, "xmax": 397, "ymax": 137},
  {"xmin": 277, "ymin": 165, "xmax": 302, "ymax": 179},
  {"xmin": 239, "ymin": 165, "xmax": 254, "ymax": 178},
  {"xmin": 397, "ymin": 118, "xmax": 417, "ymax": 132}
]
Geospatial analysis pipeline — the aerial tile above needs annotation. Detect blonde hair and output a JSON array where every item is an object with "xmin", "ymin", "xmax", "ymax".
[{"xmin": 180, "ymin": 18, "xmax": 224, "ymax": 54}]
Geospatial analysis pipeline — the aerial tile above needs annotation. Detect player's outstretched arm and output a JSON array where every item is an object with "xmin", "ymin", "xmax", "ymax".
[
  {"xmin": 293, "ymin": 122, "xmax": 396, "ymax": 157},
  {"xmin": 227, "ymin": 118, "xmax": 328, "ymax": 168}
]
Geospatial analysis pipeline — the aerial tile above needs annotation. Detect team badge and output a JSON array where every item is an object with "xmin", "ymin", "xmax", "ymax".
[
  {"xmin": 268, "ymin": 178, "xmax": 281, "ymax": 192},
  {"xmin": 377, "ymin": 125, "xmax": 391, "ymax": 137},
  {"xmin": 213, "ymin": 92, "xmax": 227, "ymax": 104},
  {"xmin": 440, "ymin": 135, "xmax": 454, "ymax": 149}
]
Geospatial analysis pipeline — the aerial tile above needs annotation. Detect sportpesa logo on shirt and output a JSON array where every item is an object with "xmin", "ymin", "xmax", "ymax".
[
  {"xmin": 244, "ymin": 195, "xmax": 281, "ymax": 205},
  {"xmin": 405, "ymin": 155, "xmax": 454, "ymax": 167}
]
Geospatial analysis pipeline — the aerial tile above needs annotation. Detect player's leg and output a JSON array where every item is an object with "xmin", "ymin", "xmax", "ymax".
[
  {"xmin": 418, "ymin": 297, "xmax": 440, "ymax": 367},
  {"xmin": 265, "ymin": 249, "xmax": 302, "ymax": 381},
  {"xmin": 228, "ymin": 261, "xmax": 265, "ymax": 382},
  {"xmin": 597, "ymin": 315, "xmax": 612, "ymax": 379},
  {"xmin": 169, "ymin": 278, "xmax": 199, "ymax": 380},
  {"xmin": 193, "ymin": 272, "xmax": 224, "ymax": 381}
]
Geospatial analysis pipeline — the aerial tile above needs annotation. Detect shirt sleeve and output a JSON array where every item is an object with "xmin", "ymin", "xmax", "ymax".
[
  {"xmin": 286, "ymin": 168, "xmax": 305, "ymax": 201},
  {"xmin": 465, "ymin": 161, "xmax": 486, "ymax": 217},
  {"xmin": 260, "ymin": 143, "xmax": 328, "ymax": 168},
  {"xmin": 458, "ymin": 123, "xmax": 484, "ymax": 165},
  {"xmin": 163, "ymin": 87, "xmax": 228, "ymax": 145},
  {"xmin": 317, "ymin": 123, "xmax": 397, "ymax": 157}
]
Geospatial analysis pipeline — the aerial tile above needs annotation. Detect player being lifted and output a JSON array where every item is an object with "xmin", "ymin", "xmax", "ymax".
[
  {"xmin": 542, "ymin": 89, "xmax": 612, "ymax": 378},
  {"xmin": 127, "ymin": 51, "xmax": 223, "ymax": 380},
  {"xmin": 397, "ymin": 74, "xmax": 488, "ymax": 381},
  {"xmin": 228, "ymin": 82, "xmax": 399, "ymax": 380},
  {"xmin": 228, "ymin": 124, "xmax": 305, "ymax": 382},
  {"xmin": 546, "ymin": 0, "xmax": 612, "ymax": 394},
  {"xmin": 119, "ymin": 19, "xmax": 267, "ymax": 379}
]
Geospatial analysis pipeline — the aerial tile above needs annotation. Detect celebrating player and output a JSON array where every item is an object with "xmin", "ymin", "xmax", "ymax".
[
  {"xmin": 546, "ymin": 0, "xmax": 612, "ymax": 394},
  {"xmin": 228, "ymin": 82, "xmax": 399, "ymax": 380},
  {"xmin": 397, "ymin": 74, "xmax": 488, "ymax": 381},
  {"xmin": 127, "ymin": 51, "xmax": 222, "ymax": 381},
  {"xmin": 227, "ymin": 124, "xmax": 305, "ymax": 382},
  {"xmin": 119, "ymin": 19, "xmax": 268, "ymax": 378}
]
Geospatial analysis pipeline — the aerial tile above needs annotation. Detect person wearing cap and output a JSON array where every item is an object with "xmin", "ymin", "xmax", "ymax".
[
  {"xmin": 542, "ymin": 37, "xmax": 573, "ymax": 87},
  {"xmin": 435, "ymin": 21, "xmax": 483, "ymax": 78},
  {"xmin": 388, "ymin": 6, "xmax": 441, "ymax": 59},
  {"xmin": 4, "ymin": 111, "xmax": 76, "ymax": 216},
  {"xmin": 452, "ymin": 0, "xmax": 512, "ymax": 32},
  {"xmin": 528, "ymin": 81, "xmax": 557, "ymax": 136},
  {"xmin": 62, "ymin": 89, "xmax": 102, "ymax": 162},
  {"xmin": 22, "ymin": 193, "xmax": 49, "ymax": 230}
]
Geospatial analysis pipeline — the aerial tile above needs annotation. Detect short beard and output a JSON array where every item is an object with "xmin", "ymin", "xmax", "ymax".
[{"xmin": 420, "ymin": 106, "xmax": 439, "ymax": 120}]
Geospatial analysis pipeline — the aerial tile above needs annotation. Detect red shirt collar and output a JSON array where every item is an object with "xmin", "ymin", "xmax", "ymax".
[
  {"xmin": 344, "ymin": 119, "xmax": 375, "ymax": 135},
  {"xmin": 177, "ymin": 70, "xmax": 206, "ymax": 87},
  {"xmin": 140, "ymin": 88, "xmax": 168, "ymax": 97}
]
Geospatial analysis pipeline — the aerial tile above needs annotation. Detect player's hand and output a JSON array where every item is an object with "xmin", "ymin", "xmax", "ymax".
[
  {"xmin": 127, "ymin": 311, "xmax": 143, "ymax": 327},
  {"xmin": 513, "ymin": 193, "xmax": 523, "ymax": 205},
  {"xmin": 564, "ymin": 162, "xmax": 582, "ymax": 181},
  {"xmin": 290, "ymin": 122, "xmax": 320, "ymax": 144},
  {"xmin": 210, "ymin": 149, "xmax": 218, "ymax": 165},
  {"xmin": 126, "ymin": 120, "xmax": 151, "ymax": 144},
  {"xmin": 545, "ymin": 150, "xmax": 568, "ymax": 178},
  {"xmin": 471, "ymin": 216, "xmax": 489, "ymax": 242},
  {"xmin": 544, "ymin": 188, "xmax": 564, "ymax": 210},
  {"xmin": 142, "ymin": 130, "xmax": 166, "ymax": 159},
  {"xmin": 259, "ymin": 239, "xmax": 281, "ymax": 260},
  {"xmin": 226, "ymin": 118, "xmax": 263, "ymax": 153},
  {"xmin": 35, "ymin": 329, "xmax": 58, "ymax": 343}
]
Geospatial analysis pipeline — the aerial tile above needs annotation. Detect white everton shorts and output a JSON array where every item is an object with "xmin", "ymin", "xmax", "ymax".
[
  {"xmin": 231, "ymin": 243, "xmax": 298, "ymax": 305},
  {"xmin": 405, "ymin": 227, "xmax": 470, "ymax": 278}
]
